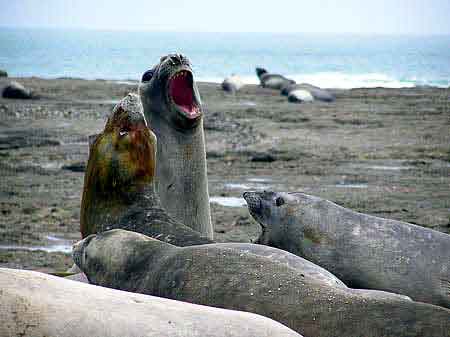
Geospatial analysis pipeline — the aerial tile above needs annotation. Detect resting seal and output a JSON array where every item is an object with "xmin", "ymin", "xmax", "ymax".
[
  {"xmin": 287, "ymin": 89, "xmax": 314, "ymax": 103},
  {"xmin": 221, "ymin": 74, "xmax": 245, "ymax": 93},
  {"xmin": 255, "ymin": 67, "xmax": 295, "ymax": 90},
  {"xmin": 74, "ymin": 229, "xmax": 450, "ymax": 337},
  {"xmin": 80, "ymin": 93, "xmax": 212, "ymax": 246},
  {"xmin": 244, "ymin": 191, "xmax": 450, "ymax": 309},
  {"xmin": 0, "ymin": 268, "xmax": 301, "ymax": 337},
  {"xmin": 281, "ymin": 83, "xmax": 336, "ymax": 102},
  {"xmin": 139, "ymin": 54, "xmax": 213, "ymax": 239}
]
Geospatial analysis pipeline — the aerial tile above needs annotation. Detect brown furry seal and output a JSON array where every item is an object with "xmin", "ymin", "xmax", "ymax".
[
  {"xmin": 139, "ymin": 54, "xmax": 213, "ymax": 239},
  {"xmin": 80, "ymin": 93, "xmax": 212, "ymax": 246},
  {"xmin": 244, "ymin": 191, "xmax": 450, "ymax": 309},
  {"xmin": 74, "ymin": 229, "xmax": 450, "ymax": 337}
]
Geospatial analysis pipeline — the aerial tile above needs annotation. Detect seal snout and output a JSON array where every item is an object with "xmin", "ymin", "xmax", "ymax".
[
  {"xmin": 243, "ymin": 191, "xmax": 262, "ymax": 213},
  {"xmin": 72, "ymin": 234, "xmax": 96, "ymax": 268}
]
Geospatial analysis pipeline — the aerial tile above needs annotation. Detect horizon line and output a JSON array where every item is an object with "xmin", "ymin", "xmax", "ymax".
[{"xmin": 1, "ymin": 24, "xmax": 449, "ymax": 37}]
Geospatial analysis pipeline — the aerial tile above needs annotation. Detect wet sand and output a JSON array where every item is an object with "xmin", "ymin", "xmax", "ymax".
[{"xmin": 0, "ymin": 77, "xmax": 449, "ymax": 273}]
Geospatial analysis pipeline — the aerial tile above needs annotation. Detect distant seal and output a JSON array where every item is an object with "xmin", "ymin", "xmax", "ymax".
[
  {"xmin": 139, "ymin": 54, "xmax": 213, "ymax": 239},
  {"xmin": 74, "ymin": 229, "xmax": 450, "ymax": 337},
  {"xmin": 287, "ymin": 89, "xmax": 314, "ymax": 103},
  {"xmin": 1, "ymin": 268, "xmax": 302, "ymax": 337},
  {"xmin": 221, "ymin": 74, "xmax": 245, "ymax": 93},
  {"xmin": 244, "ymin": 191, "xmax": 450, "ymax": 309},
  {"xmin": 80, "ymin": 93, "xmax": 212, "ymax": 246},
  {"xmin": 255, "ymin": 67, "xmax": 295, "ymax": 90},
  {"xmin": 281, "ymin": 83, "xmax": 335, "ymax": 102}
]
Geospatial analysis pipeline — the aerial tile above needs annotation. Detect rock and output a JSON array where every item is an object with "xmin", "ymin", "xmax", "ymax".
[
  {"xmin": 0, "ymin": 70, "xmax": 7, "ymax": 77},
  {"xmin": 288, "ymin": 90, "xmax": 314, "ymax": 103},
  {"xmin": 0, "ymin": 268, "xmax": 302, "ymax": 337},
  {"xmin": 2, "ymin": 81, "xmax": 34, "ymax": 99},
  {"xmin": 250, "ymin": 152, "xmax": 277, "ymax": 162},
  {"xmin": 62, "ymin": 162, "xmax": 86, "ymax": 172}
]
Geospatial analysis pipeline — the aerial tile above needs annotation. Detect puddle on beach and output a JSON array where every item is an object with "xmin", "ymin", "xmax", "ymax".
[
  {"xmin": 224, "ymin": 177, "xmax": 274, "ymax": 191},
  {"xmin": 334, "ymin": 183, "xmax": 368, "ymax": 189},
  {"xmin": 0, "ymin": 244, "xmax": 72, "ymax": 254},
  {"xmin": 210, "ymin": 197, "xmax": 247, "ymax": 207},
  {"xmin": 366, "ymin": 165, "xmax": 413, "ymax": 171},
  {"xmin": 0, "ymin": 235, "xmax": 73, "ymax": 254}
]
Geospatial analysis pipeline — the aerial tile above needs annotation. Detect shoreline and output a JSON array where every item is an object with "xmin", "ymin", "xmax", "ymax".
[{"xmin": 2, "ymin": 76, "xmax": 449, "ymax": 90}]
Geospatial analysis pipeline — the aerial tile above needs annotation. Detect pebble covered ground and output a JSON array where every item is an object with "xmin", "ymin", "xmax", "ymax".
[{"xmin": 0, "ymin": 77, "xmax": 449, "ymax": 272}]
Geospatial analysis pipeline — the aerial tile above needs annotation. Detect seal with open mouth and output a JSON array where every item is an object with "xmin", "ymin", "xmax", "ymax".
[
  {"xmin": 139, "ymin": 54, "xmax": 213, "ymax": 239},
  {"xmin": 244, "ymin": 190, "xmax": 450, "ymax": 309},
  {"xmin": 74, "ymin": 229, "xmax": 450, "ymax": 337},
  {"xmin": 79, "ymin": 93, "xmax": 212, "ymax": 247}
]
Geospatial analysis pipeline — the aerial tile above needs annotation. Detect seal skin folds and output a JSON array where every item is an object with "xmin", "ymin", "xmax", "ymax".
[
  {"xmin": 79, "ymin": 93, "xmax": 212, "ymax": 247},
  {"xmin": 74, "ymin": 229, "xmax": 450, "ymax": 337},
  {"xmin": 244, "ymin": 191, "xmax": 450, "ymax": 309},
  {"xmin": 139, "ymin": 54, "xmax": 213, "ymax": 239},
  {"xmin": 0, "ymin": 268, "xmax": 302, "ymax": 337}
]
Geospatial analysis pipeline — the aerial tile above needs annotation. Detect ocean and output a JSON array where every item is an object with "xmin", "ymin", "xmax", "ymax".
[{"xmin": 1, "ymin": 27, "xmax": 449, "ymax": 88}]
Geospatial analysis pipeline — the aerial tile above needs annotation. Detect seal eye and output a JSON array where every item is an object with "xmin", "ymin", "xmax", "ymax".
[
  {"xmin": 142, "ymin": 70, "xmax": 154, "ymax": 82},
  {"xmin": 275, "ymin": 197, "xmax": 285, "ymax": 207}
]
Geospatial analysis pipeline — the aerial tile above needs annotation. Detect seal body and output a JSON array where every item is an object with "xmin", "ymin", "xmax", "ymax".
[
  {"xmin": 80, "ymin": 93, "xmax": 212, "ymax": 247},
  {"xmin": 287, "ymin": 89, "xmax": 314, "ymax": 103},
  {"xmin": 281, "ymin": 83, "xmax": 335, "ymax": 102},
  {"xmin": 139, "ymin": 54, "xmax": 213, "ymax": 239},
  {"xmin": 255, "ymin": 67, "xmax": 295, "ymax": 90},
  {"xmin": 75, "ymin": 229, "xmax": 450, "ymax": 337},
  {"xmin": 0, "ymin": 268, "xmax": 301, "ymax": 337},
  {"xmin": 244, "ymin": 191, "xmax": 450, "ymax": 309},
  {"xmin": 221, "ymin": 74, "xmax": 245, "ymax": 93}
]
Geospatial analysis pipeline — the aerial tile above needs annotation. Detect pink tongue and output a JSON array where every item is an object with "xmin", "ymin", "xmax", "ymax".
[{"xmin": 169, "ymin": 75, "xmax": 198, "ymax": 117}]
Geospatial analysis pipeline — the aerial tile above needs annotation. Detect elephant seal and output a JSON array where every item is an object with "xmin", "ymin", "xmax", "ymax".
[
  {"xmin": 0, "ymin": 268, "xmax": 301, "ymax": 337},
  {"xmin": 255, "ymin": 67, "xmax": 295, "ymax": 90},
  {"xmin": 287, "ymin": 89, "xmax": 314, "ymax": 103},
  {"xmin": 244, "ymin": 191, "xmax": 450, "ymax": 309},
  {"xmin": 139, "ymin": 54, "xmax": 213, "ymax": 239},
  {"xmin": 221, "ymin": 74, "xmax": 245, "ymax": 93},
  {"xmin": 281, "ymin": 82, "xmax": 336, "ymax": 102},
  {"xmin": 74, "ymin": 229, "xmax": 450, "ymax": 337},
  {"xmin": 80, "ymin": 93, "xmax": 212, "ymax": 247}
]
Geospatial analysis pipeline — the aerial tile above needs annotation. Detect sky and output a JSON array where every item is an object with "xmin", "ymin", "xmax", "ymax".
[{"xmin": 0, "ymin": 0, "xmax": 449, "ymax": 35}]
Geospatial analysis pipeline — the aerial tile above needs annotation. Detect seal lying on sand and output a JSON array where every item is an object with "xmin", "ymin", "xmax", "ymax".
[
  {"xmin": 0, "ymin": 268, "xmax": 301, "ymax": 337},
  {"xmin": 287, "ymin": 89, "xmax": 314, "ymax": 103},
  {"xmin": 221, "ymin": 74, "xmax": 245, "ymax": 93},
  {"xmin": 139, "ymin": 54, "xmax": 213, "ymax": 239},
  {"xmin": 74, "ymin": 229, "xmax": 450, "ymax": 337},
  {"xmin": 244, "ymin": 191, "xmax": 450, "ymax": 309},
  {"xmin": 256, "ymin": 67, "xmax": 295, "ymax": 90},
  {"xmin": 80, "ymin": 93, "xmax": 212, "ymax": 246},
  {"xmin": 281, "ymin": 82, "xmax": 336, "ymax": 102}
]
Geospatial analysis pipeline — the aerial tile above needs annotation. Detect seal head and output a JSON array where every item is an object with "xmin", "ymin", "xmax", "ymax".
[
  {"xmin": 80, "ymin": 94, "xmax": 156, "ymax": 238},
  {"xmin": 139, "ymin": 53, "xmax": 202, "ymax": 130}
]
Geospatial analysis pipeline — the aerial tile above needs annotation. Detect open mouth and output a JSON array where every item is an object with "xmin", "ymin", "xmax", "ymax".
[{"xmin": 168, "ymin": 70, "xmax": 201, "ymax": 119}]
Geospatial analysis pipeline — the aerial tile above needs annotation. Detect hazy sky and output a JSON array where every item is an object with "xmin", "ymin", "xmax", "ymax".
[{"xmin": 1, "ymin": 0, "xmax": 449, "ymax": 34}]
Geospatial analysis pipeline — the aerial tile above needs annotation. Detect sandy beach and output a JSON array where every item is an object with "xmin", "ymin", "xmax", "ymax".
[{"xmin": 0, "ymin": 77, "xmax": 449, "ymax": 273}]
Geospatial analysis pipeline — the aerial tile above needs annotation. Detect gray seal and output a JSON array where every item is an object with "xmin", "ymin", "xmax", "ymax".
[
  {"xmin": 139, "ymin": 54, "xmax": 213, "ymax": 239},
  {"xmin": 244, "ymin": 191, "xmax": 450, "ymax": 309},
  {"xmin": 221, "ymin": 74, "xmax": 245, "ymax": 93},
  {"xmin": 281, "ymin": 82, "xmax": 336, "ymax": 102},
  {"xmin": 74, "ymin": 229, "xmax": 450, "ymax": 337},
  {"xmin": 0, "ymin": 268, "xmax": 302, "ymax": 337},
  {"xmin": 255, "ymin": 67, "xmax": 295, "ymax": 90}
]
